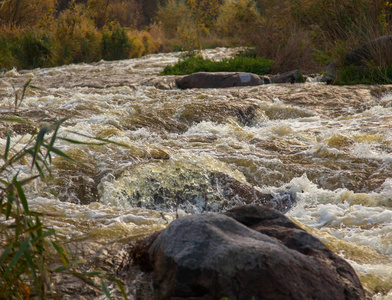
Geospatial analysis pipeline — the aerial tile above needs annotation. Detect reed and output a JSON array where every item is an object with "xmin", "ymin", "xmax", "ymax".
[{"xmin": 0, "ymin": 82, "xmax": 128, "ymax": 299}]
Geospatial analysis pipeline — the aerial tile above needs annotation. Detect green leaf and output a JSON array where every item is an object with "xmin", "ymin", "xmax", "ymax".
[
  {"xmin": 0, "ymin": 244, "xmax": 13, "ymax": 267},
  {"xmin": 63, "ymin": 130, "xmax": 128, "ymax": 147},
  {"xmin": 4, "ymin": 127, "xmax": 11, "ymax": 160},
  {"xmin": 31, "ymin": 124, "xmax": 50, "ymax": 168},
  {"xmin": 108, "ymin": 275, "xmax": 128, "ymax": 300},
  {"xmin": 0, "ymin": 117, "xmax": 29, "ymax": 123},
  {"xmin": 58, "ymin": 137, "xmax": 107, "ymax": 146},
  {"xmin": 46, "ymin": 117, "xmax": 69, "ymax": 161},
  {"xmin": 101, "ymin": 278, "xmax": 113, "ymax": 300},
  {"xmin": 18, "ymin": 79, "xmax": 32, "ymax": 109},
  {"xmin": 18, "ymin": 175, "xmax": 40, "ymax": 186},
  {"xmin": 42, "ymin": 144, "xmax": 75, "ymax": 162},
  {"xmin": 5, "ymin": 194, "xmax": 13, "ymax": 219},
  {"xmin": 51, "ymin": 241, "xmax": 70, "ymax": 267},
  {"xmin": 2, "ymin": 237, "xmax": 31, "ymax": 278},
  {"xmin": 54, "ymin": 265, "xmax": 68, "ymax": 272},
  {"xmin": 13, "ymin": 177, "xmax": 29, "ymax": 214},
  {"xmin": 23, "ymin": 247, "xmax": 38, "ymax": 282}
]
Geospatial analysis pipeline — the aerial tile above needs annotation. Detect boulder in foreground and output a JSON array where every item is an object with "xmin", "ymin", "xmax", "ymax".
[
  {"xmin": 175, "ymin": 72, "xmax": 262, "ymax": 89},
  {"xmin": 143, "ymin": 205, "xmax": 365, "ymax": 300}
]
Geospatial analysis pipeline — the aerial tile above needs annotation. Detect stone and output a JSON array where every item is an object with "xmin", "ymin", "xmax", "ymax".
[
  {"xmin": 146, "ymin": 205, "xmax": 365, "ymax": 300},
  {"xmin": 322, "ymin": 62, "xmax": 338, "ymax": 84},
  {"xmin": 123, "ymin": 169, "xmax": 296, "ymax": 214},
  {"xmin": 344, "ymin": 35, "xmax": 392, "ymax": 66},
  {"xmin": 175, "ymin": 72, "xmax": 262, "ymax": 89},
  {"xmin": 141, "ymin": 76, "xmax": 176, "ymax": 89},
  {"xmin": 270, "ymin": 69, "xmax": 304, "ymax": 84},
  {"xmin": 210, "ymin": 172, "xmax": 295, "ymax": 213}
]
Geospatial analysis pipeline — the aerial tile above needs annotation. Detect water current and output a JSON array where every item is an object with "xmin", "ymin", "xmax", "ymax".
[{"xmin": 1, "ymin": 48, "xmax": 392, "ymax": 298}]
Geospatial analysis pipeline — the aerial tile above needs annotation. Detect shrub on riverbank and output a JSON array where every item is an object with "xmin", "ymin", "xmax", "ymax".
[
  {"xmin": 334, "ymin": 65, "xmax": 392, "ymax": 85},
  {"xmin": 0, "ymin": 25, "xmax": 162, "ymax": 70},
  {"xmin": 160, "ymin": 54, "xmax": 273, "ymax": 75}
]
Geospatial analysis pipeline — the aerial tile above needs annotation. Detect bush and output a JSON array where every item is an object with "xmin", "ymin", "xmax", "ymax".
[
  {"xmin": 0, "ymin": 29, "xmax": 55, "ymax": 70},
  {"xmin": 160, "ymin": 54, "xmax": 273, "ymax": 75},
  {"xmin": 13, "ymin": 31, "xmax": 54, "ymax": 69},
  {"xmin": 215, "ymin": 0, "xmax": 261, "ymax": 40},
  {"xmin": 334, "ymin": 65, "xmax": 392, "ymax": 85},
  {"xmin": 53, "ymin": 4, "xmax": 101, "ymax": 65},
  {"xmin": 0, "ymin": 31, "xmax": 17, "ymax": 70},
  {"xmin": 87, "ymin": 0, "xmax": 145, "ymax": 28},
  {"xmin": 101, "ymin": 27, "xmax": 131, "ymax": 60},
  {"xmin": 0, "ymin": 0, "xmax": 56, "ymax": 28}
]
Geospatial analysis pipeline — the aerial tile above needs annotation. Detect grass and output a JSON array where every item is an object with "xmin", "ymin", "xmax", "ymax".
[{"xmin": 160, "ymin": 54, "xmax": 273, "ymax": 75}]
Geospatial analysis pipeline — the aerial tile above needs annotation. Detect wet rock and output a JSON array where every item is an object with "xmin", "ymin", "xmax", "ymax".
[
  {"xmin": 144, "ymin": 205, "xmax": 365, "ymax": 300},
  {"xmin": 270, "ymin": 69, "xmax": 304, "ymax": 84},
  {"xmin": 124, "ymin": 168, "xmax": 295, "ymax": 214},
  {"xmin": 211, "ymin": 172, "xmax": 295, "ymax": 213},
  {"xmin": 175, "ymin": 72, "xmax": 262, "ymax": 89},
  {"xmin": 142, "ymin": 76, "xmax": 177, "ymax": 90},
  {"xmin": 322, "ymin": 62, "xmax": 338, "ymax": 84},
  {"xmin": 178, "ymin": 100, "xmax": 265, "ymax": 127}
]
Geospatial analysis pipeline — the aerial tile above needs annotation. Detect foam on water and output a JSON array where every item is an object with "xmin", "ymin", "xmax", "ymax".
[
  {"xmin": 286, "ymin": 174, "xmax": 392, "ymax": 296},
  {"xmin": 2, "ymin": 48, "xmax": 392, "ymax": 298}
]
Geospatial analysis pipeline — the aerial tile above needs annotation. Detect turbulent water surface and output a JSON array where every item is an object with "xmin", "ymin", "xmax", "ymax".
[{"xmin": 1, "ymin": 48, "xmax": 392, "ymax": 298}]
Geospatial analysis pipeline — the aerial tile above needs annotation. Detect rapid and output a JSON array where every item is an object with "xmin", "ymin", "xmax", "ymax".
[{"xmin": 1, "ymin": 48, "xmax": 392, "ymax": 298}]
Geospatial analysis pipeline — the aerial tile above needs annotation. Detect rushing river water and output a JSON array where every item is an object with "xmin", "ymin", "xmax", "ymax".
[{"xmin": 1, "ymin": 48, "xmax": 392, "ymax": 299}]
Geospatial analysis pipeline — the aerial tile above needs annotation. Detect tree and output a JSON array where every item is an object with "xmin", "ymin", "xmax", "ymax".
[{"xmin": 0, "ymin": 0, "xmax": 56, "ymax": 28}]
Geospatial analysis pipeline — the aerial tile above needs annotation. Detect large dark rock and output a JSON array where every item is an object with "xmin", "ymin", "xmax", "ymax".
[
  {"xmin": 344, "ymin": 35, "xmax": 392, "ymax": 66},
  {"xmin": 175, "ymin": 72, "xmax": 262, "ymax": 89},
  {"xmin": 146, "ymin": 205, "xmax": 365, "ymax": 300},
  {"xmin": 323, "ymin": 62, "xmax": 338, "ymax": 85}
]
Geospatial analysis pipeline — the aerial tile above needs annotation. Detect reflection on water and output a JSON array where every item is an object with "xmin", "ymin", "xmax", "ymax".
[{"xmin": 1, "ymin": 48, "xmax": 392, "ymax": 298}]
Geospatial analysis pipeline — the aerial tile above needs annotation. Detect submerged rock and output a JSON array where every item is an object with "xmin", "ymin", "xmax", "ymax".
[
  {"xmin": 121, "ymin": 167, "xmax": 296, "ymax": 214},
  {"xmin": 175, "ymin": 72, "xmax": 262, "ymax": 89},
  {"xmin": 141, "ymin": 205, "xmax": 365, "ymax": 300},
  {"xmin": 270, "ymin": 69, "xmax": 304, "ymax": 84}
]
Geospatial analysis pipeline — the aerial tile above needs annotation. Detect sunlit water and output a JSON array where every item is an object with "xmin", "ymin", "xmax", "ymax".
[{"xmin": 1, "ymin": 48, "xmax": 392, "ymax": 298}]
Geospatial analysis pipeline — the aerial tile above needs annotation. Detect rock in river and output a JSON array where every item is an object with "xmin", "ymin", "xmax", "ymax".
[
  {"xmin": 175, "ymin": 72, "xmax": 262, "ymax": 89},
  {"xmin": 141, "ymin": 205, "xmax": 365, "ymax": 300}
]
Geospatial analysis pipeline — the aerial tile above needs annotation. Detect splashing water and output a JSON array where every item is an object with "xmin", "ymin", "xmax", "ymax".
[{"xmin": 1, "ymin": 48, "xmax": 392, "ymax": 298}]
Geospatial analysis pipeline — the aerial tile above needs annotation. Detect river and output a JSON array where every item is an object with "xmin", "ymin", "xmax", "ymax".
[{"xmin": 1, "ymin": 48, "xmax": 392, "ymax": 299}]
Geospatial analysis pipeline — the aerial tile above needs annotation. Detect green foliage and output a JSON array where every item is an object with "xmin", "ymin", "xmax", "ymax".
[
  {"xmin": 0, "ymin": 33, "xmax": 17, "ymax": 70},
  {"xmin": 13, "ymin": 32, "xmax": 54, "ymax": 69},
  {"xmin": 160, "ymin": 54, "xmax": 273, "ymax": 75},
  {"xmin": 0, "ymin": 30, "xmax": 54, "ymax": 70},
  {"xmin": 0, "ymin": 83, "xmax": 128, "ymax": 299},
  {"xmin": 0, "ymin": 117, "xmax": 73, "ymax": 298},
  {"xmin": 101, "ymin": 27, "xmax": 131, "ymax": 60},
  {"xmin": 334, "ymin": 64, "xmax": 392, "ymax": 85}
]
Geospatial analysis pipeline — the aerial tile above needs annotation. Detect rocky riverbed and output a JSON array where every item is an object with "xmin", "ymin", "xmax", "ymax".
[{"xmin": 1, "ymin": 48, "xmax": 392, "ymax": 299}]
